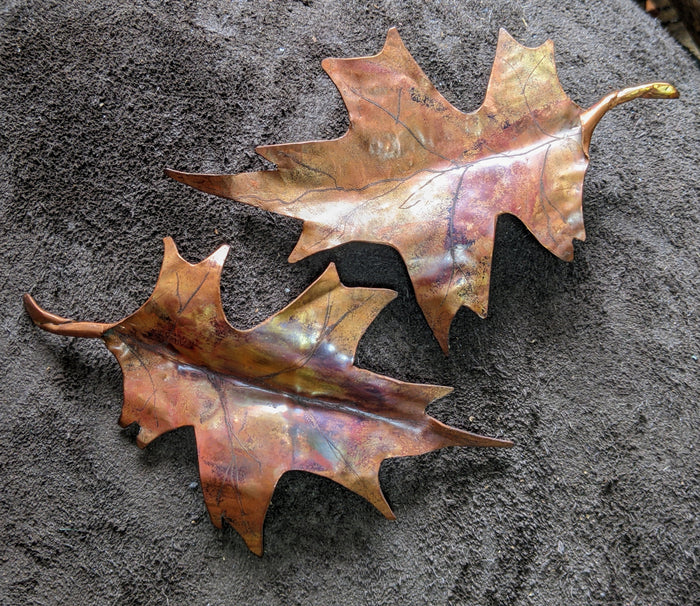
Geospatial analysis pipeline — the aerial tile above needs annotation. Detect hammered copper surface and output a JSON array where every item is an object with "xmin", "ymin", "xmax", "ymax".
[
  {"xmin": 167, "ymin": 28, "xmax": 678, "ymax": 352},
  {"xmin": 24, "ymin": 238, "xmax": 511, "ymax": 555}
]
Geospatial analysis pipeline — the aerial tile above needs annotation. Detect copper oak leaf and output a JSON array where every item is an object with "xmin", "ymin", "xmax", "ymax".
[
  {"xmin": 24, "ymin": 238, "xmax": 511, "ymax": 555},
  {"xmin": 166, "ymin": 29, "xmax": 678, "ymax": 353}
]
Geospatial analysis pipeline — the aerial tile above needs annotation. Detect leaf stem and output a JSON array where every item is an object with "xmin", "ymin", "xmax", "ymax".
[
  {"xmin": 581, "ymin": 82, "xmax": 679, "ymax": 154},
  {"xmin": 23, "ymin": 294, "xmax": 112, "ymax": 339}
]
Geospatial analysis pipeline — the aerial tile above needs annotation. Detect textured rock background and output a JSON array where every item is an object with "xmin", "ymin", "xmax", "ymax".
[{"xmin": 1, "ymin": 1, "xmax": 698, "ymax": 604}]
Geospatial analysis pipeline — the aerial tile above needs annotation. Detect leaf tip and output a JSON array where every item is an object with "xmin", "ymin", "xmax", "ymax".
[
  {"xmin": 164, "ymin": 167, "xmax": 185, "ymax": 183},
  {"xmin": 135, "ymin": 426, "xmax": 156, "ymax": 449},
  {"xmin": 320, "ymin": 57, "xmax": 333, "ymax": 74},
  {"xmin": 496, "ymin": 27, "xmax": 520, "ymax": 49},
  {"xmin": 117, "ymin": 413, "xmax": 133, "ymax": 429},
  {"xmin": 496, "ymin": 27, "xmax": 553, "ymax": 54},
  {"xmin": 385, "ymin": 288, "xmax": 399, "ymax": 305},
  {"xmin": 287, "ymin": 247, "xmax": 308, "ymax": 264},
  {"xmin": 381, "ymin": 27, "xmax": 408, "ymax": 58},
  {"xmin": 207, "ymin": 243, "xmax": 231, "ymax": 268},
  {"xmin": 427, "ymin": 418, "xmax": 513, "ymax": 451},
  {"xmin": 366, "ymin": 482, "xmax": 396, "ymax": 520},
  {"xmin": 162, "ymin": 235, "xmax": 179, "ymax": 257},
  {"xmin": 386, "ymin": 26, "xmax": 401, "ymax": 43},
  {"xmin": 248, "ymin": 542, "xmax": 264, "ymax": 557},
  {"xmin": 318, "ymin": 261, "xmax": 341, "ymax": 285},
  {"xmin": 165, "ymin": 169, "xmax": 235, "ymax": 200},
  {"xmin": 456, "ymin": 430, "xmax": 514, "ymax": 449},
  {"xmin": 434, "ymin": 325, "xmax": 451, "ymax": 356},
  {"xmin": 491, "ymin": 436, "xmax": 514, "ymax": 448},
  {"xmin": 223, "ymin": 516, "xmax": 265, "ymax": 556},
  {"xmin": 430, "ymin": 385, "xmax": 454, "ymax": 402}
]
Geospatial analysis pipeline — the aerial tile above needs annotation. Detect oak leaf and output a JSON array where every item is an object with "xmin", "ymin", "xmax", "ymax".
[
  {"xmin": 166, "ymin": 28, "xmax": 678, "ymax": 352},
  {"xmin": 24, "ymin": 238, "xmax": 511, "ymax": 555}
]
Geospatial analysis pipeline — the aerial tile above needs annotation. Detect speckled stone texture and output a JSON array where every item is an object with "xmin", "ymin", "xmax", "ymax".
[{"xmin": 1, "ymin": 1, "xmax": 698, "ymax": 604}]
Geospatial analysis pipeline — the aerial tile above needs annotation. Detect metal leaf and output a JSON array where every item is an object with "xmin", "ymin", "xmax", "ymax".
[
  {"xmin": 24, "ymin": 238, "xmax": 511, "ymax": 554},
  {"xmin": 167, "ymin": 28, "xmax": 678, "ymax": 352}
]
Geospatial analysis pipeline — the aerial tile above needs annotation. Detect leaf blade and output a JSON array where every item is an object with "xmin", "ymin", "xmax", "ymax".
[
  {"xmin": 166, "ymin": 29, "xmax": 677, "ymax": 352},
  {"xmin": 26, "ymin": 238, "xmax": 511, "ymax": 554}
]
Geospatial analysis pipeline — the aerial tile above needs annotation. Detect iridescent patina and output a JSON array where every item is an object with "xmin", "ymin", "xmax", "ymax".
[
  {"xmin": 24, "ymin": 238, "xmax": 511, "ymax": 555},
  {"xmin": 167, "ymin": 28, "xmax": 678, "ymax": 352}
]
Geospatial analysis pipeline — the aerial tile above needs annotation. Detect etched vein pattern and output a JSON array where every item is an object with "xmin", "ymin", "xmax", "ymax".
[
  {"xmin": 167, "ymin": 28, "xmax": 677, "ymax": 352},
  {"xmin": 24, "ymin": 238, "xmax": 512, "ymax": 555}
]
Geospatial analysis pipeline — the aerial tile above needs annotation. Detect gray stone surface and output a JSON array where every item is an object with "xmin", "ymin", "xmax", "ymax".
[{"xmin": 1, "ymin": 1, "xmax": 698, "ymax": 604}]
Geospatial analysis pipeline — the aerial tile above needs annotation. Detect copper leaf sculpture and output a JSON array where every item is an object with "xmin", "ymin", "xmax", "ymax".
[
  {"xmin": 24, "ymin": 238, "xmax": 511, "ymax": 555},
  {"xmin": 166, "ymin": 28, "xmax": 678, "ymax": 352}
]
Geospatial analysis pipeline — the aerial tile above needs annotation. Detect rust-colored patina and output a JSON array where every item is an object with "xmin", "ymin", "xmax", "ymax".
[
  {"xmin": 167, "ymin": 28, "xmax": 678, "ymax": 353},
  {"xmin": 24, "ymin": 238, "xmax": 511, "ymax": 555}
]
